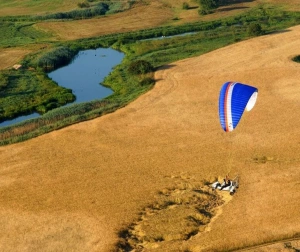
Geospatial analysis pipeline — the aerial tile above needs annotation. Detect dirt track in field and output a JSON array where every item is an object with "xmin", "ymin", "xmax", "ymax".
[{"xmin": 1, "ymin": 24, "xmax": 300, "ymax": 251}]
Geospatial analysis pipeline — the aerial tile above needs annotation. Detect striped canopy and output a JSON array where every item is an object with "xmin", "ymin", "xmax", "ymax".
[{"xmin": 219, "ymin": 82, "xmax": 258, "ymax": 132}]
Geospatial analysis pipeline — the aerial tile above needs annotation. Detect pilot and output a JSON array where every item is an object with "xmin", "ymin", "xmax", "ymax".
[{"xmin": 220, "ymin": 175, "xmax": 231, "ymax": 190}]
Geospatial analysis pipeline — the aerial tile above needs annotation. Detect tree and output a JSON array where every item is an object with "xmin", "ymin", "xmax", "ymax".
[
  {"xmin": 128, "ymin": 60, "xmax": 154, "ymax": 75},
  {"xmin": 182, "ymin": 2, "xmax": 189, "ymax": 10},
  {"xmin": 198, "ymin": 0, "xmax": 219, "ymax": 15},
  {"xmin": 292, "ymin": 55, "xmax": 300, "ymax": 63},
  {"xmin": 77, "ymin": 2, "xmax": 90, "ymax": 8},
  {"xmin": 247, "ymin": 23, "xmax": 264, "ymax": 36}
]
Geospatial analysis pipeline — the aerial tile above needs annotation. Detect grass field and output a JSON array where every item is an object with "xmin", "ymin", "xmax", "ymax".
[{"xmin": 0, "ymin": 0, "xmax": 300, "ymax": 251}]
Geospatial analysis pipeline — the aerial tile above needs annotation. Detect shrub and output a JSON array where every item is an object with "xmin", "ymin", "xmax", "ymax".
[
  {"xmin": 78, "ymin": 2, "xmax": 90, "ymax": 8},
  {"xmin": 183, "ymin": 2, "xmax": 190, "ymax": 10},
  {"xmin": 247, "ymin": 23, "xmax": 264, "ymax": 36},
  {"xmin": 140, "ymin": 77, "xmax": 154, "ymax": 86},
  {"xmin": 198, "ymin": 0, "xmax": 218, "ymax": 13},
  {"xmin": 198, "ymin": 9, "xmax": 212, "ymax": 15},
  {"xmin": 0, "ymin": 73, "xmax": 8, "ymax": 90},
  {"xmin": 292, "ymin": 55, "xmax": 300, "ymax": 63},
  {"xmin": 128, "ymin": 60, "xmax": 154, "ymax": 75}
]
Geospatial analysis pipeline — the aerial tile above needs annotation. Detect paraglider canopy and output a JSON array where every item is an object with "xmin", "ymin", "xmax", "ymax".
[{"xmin": 219, "ymin": 81, "xmax": 258, "ymax": 132}]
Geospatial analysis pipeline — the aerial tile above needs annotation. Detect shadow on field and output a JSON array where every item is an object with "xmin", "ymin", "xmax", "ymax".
[
  {"xmin": 221, "ymin": 0, "xmax": 254, "ymax": 4},
  {"xmin": 217, "ymin": 0, "xmax": 254, "ymax": 12},
  {"xmin": 218, "ymin": 6, "xmax": 249, "ymax": 12},
  {"xmin": 269, "ymin": 29, "xmax": 292, "ymax": 35},
  {"xmin": 187, "ymin": 6, "xmax": 199, "ymax": 10},
  {"xmin": 157, "ymin": 64, "xmax": 176, "ymax": 71}
]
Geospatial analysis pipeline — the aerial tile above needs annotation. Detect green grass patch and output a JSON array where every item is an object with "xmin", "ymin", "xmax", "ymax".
[{"xmin": 0, "ymin": 22, "xmax": 50, "ymax": 47}]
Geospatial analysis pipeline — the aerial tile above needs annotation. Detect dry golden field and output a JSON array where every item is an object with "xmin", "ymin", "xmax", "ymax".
[
  {"xmin": 1, "ymin": 18, "xmax": 300, "ymax": 252},
  {"xmin": 0, "ymin": 44, "xmax": 50, "ymax": 70},
  {"xmin": 35, "ymin": 1, "xmax": 176, "ymax": 41},
  {"xmin": 0, "ymin": 48, "xmax": 32, "ymax": 70},
  {"xmin": 0, "ymin": 0, "xmax": 79, "ymax": 16}
]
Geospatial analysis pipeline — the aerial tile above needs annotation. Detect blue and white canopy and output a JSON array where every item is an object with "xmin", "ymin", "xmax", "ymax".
[{"xmin": 219, "ymin": 82, "xmax": 258, "ymax": 132}]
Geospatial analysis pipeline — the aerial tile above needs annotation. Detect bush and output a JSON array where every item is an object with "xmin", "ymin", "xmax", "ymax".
[
  {"xmin": 78, "ymin": 2, "xmax": 90, "ymax": 8},
  {"xmin": 140, "ymin": 77, "xmax": 154, "ymax": 86},
  {"xmin": 0, "ymin": 73, "xmax": 8, "ymax": 90},
  {"xmin": 198, "ymin": 9, "xmax": 212, "ymax": 15},
  {"xmin": 292, "ymin": 55, "xmax": 300, "ymax": 63},
  {"xmin": 183, "ymin": 2, "xmax": 189, "ymax": 10},
  {"xmin": 247, "ymin": 23, "xmax": 264, "ymax": 36},
  {"xmin": 199, "ymin": 0, "xmax": 218, "ymax": 12},
  {"xmin": 128, "ymin": 60, "xmax": 154, "ymax": 75}
]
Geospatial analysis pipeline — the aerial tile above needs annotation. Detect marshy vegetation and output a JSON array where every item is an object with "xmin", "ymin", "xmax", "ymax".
[
  {"xmin": 1, "ymin": 4, "xmax": 300, "ymax": 145},
  {"xmin": 0, "ymin": 68, "xmax": 75, "ymax": 120},
  {"xmin": 33, "ymin": 46, "xmax": 78, "ymax": 71}
]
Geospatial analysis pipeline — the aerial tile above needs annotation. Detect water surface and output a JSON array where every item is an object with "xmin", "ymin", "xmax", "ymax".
[
  {"xmin": 48, "ymin": 48, "xmax": 124, "ymax": 103},
  {"xmin": 0, "ymin": 48, "xmax": 124, "ymax": 127}
]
